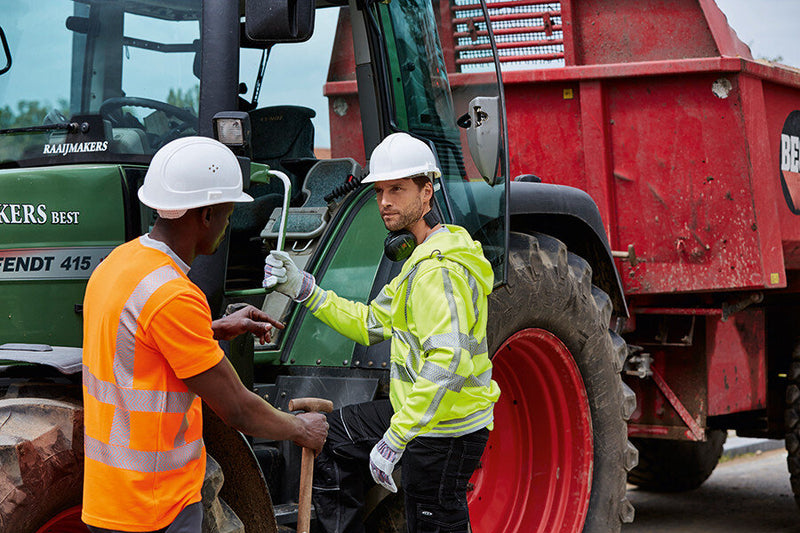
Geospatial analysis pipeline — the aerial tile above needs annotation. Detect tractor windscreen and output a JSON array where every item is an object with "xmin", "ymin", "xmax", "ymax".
[
  {"xmin": 0, "ymin": 0, "xmax": 201, "ymax": 168},
  {"xmin": 375, "ymin": 0, "xmax": 508, "ymax": 283}
]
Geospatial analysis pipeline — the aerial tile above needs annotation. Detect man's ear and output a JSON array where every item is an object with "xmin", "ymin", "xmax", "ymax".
[
  {"xmin": 200, "ymin": 206, "xmax": 213, "ymax": 227},
  {"xmin": 424, "ymin": 181, "xmax": 434, "ymax": 202}
]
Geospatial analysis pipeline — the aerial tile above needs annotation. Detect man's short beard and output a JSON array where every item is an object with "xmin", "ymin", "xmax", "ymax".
[{"xmin": 385, "ymin": 197, "xmax": 424, "ymax": 232}]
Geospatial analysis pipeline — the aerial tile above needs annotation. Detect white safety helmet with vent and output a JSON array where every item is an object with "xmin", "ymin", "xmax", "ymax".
[
  {"xmin": 362, "ymin": 132, "xmax": 441, "ymax": 184},
  {"xmin": 138, "ymin": 136, "xmax": 253, "ymax": 219}
]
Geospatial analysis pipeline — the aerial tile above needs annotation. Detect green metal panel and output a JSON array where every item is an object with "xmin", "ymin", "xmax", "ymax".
[
  {"xmin": 0, "ymin": 165, "xmax": 127, "ymax": 346},
  {"xmin": 285, "ymin": 194, "xmax": 386, "ymax": 367}
]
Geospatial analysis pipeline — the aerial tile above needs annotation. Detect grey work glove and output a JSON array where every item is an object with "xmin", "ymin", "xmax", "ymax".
[
  {"xmin": 369, "ymin": 437, "xmax": 403, "ymax": 493},
  {"xmin": 262, "ymin": 250, "xmax": 316, "ymax": 302}
]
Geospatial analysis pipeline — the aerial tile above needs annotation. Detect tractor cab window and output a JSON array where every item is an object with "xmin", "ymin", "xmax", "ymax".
[
  {"xmin": 0, "ymin": 0, "xmax": 201, "ymax": 168},
  {"xmin": 375, "ymin": 0, "xmax": 508, "ymax": 283}
]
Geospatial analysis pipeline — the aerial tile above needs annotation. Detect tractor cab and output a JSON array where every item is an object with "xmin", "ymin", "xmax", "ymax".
[{"xmin": 0, "ymin": 0, "xmax": 510, "ymax": 346}]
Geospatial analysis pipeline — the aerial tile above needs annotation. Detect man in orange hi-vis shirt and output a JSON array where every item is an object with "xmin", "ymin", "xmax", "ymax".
[{"xmin": 81, "ymin": 136, "xmax": 328, "ymax": 533}]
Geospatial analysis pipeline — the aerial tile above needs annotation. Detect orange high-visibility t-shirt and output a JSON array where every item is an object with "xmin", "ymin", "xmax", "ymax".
[{"xmin": 82, "ymin": 235, "xmax": 224, "ymax": 531}]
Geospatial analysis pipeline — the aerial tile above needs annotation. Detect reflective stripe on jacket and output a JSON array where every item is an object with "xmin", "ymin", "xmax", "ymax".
[
  {"xmin": 82, "ymin": 236, "xmax": 224, "ymax": 531},
  {"xmin": 304, "ymin": 225, "xmax": 500, "ymax": 450}
]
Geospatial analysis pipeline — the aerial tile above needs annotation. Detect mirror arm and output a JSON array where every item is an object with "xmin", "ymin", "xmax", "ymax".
[{"xmin": 0, "ymin": 27, "xmax": 12, "ymax": 75}]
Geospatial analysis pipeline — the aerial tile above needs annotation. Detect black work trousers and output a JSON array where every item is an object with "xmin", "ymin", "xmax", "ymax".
[
  {"xmin": 312, "ymin": 399, "xmax": 489, "ymax": 533},
  {"xmin": 85, "ymin": 501, "xmax": 203, "ymax": 533}
]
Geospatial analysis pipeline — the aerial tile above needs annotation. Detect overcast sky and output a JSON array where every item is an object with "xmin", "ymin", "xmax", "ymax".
[
  {"xmin": 1, "ymin": 1, "xmax": 798, "ymax": 148},
  {"xmin": 715, "ymin": 0, "xmax": 800, "ymax": 67}
]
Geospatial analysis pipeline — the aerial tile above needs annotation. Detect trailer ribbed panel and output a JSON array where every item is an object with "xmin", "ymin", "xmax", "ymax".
[{"xmin": 452, "ymin": 0, "xmax": 565, "ymax": 72}]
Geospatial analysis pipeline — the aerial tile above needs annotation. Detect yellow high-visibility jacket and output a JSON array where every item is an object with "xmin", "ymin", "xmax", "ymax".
[{"xmin": 303, "ymin": 224, "xmax": 500, "ymax": 450}]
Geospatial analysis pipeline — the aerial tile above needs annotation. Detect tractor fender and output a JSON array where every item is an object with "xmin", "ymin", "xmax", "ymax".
[
  {"xmin": 509, "ymin": 181, "xmax": 628, "ymax": 317},
  {"xmin": 0, "ymin": 345, "xmax": 83, "ymax": 375}
]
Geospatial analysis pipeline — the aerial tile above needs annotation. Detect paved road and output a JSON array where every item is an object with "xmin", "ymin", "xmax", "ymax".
[{"xmin": 623, "ymin": 447, "xmax": 799, "ymax": 533}]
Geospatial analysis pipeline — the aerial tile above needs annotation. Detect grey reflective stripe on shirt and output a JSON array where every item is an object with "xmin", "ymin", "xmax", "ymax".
[
  {"xmin": 366, "ymin": 310, "xmax": 386, "ymax": 345},
  {"xmin": 402, "ymin": 265, "xmax": 419, "ymax": 325},
  {"xmin": 83, "ymin": 261, "xmax": 198, "ymax": 470},
  {"xmin": 422, "ymin": 332, "xmax": 485, "ymax": 358},
  {"xmin": 427, "ymin": 405, "xmax": 494, "ymax": 436},
  {"xmin": 84, "ymin": 434, "xmax": 203, "ymax": 473},
  {"xmin": 109, "ymin": 265, "xmax": 181, "ymax": 446},
  {"xmin": 399, "ymin": 268, "xmax": 464, "ymax": 443},
  {"xmin": 393, "ymin": 328, "xmax": 421, "ymax": 380},
  {"xmin": 465, "ymin": 368, "xmax": 493, "ymax": 388},
  {"xmin": 366, "ymin": 287, "xmax": 392, "ymax": 344},
  {"xmin": 83, "ymin": 365, "xmax": 196, "ymax": 413},
  {"xmin": 113, "ymin": 265, "xmax": 180, "ymax": 389},
  {"xmin": 415, "ymin": 361, "xmax": 492, "ymax": 390},
  {"xmin": 390, "ymin": 361, "xmax": 414, "ymax": 384},
  {"xmin": 419, "ymin": 360, "xmax": 465, "ymax": 392},
  {"xmin": 174, "ymin": 414, "xmax": 190, "ymax": 448},
  {"xmin": 305, "ymin": 285, "xmax": 328, "ymax": 313}
]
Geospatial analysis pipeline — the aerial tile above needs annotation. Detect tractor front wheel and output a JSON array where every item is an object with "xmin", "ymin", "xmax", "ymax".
[{"xmin": 468, "ymin": 232, "xmax": 638, "ymax": 532}]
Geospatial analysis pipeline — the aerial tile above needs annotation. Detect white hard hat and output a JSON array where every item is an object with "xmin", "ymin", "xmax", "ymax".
[
  {"xmin": 138, "ymin": 136, "xmax": 253, "ymax": 217},
  {"xmin": 362, "ymin": 132, "xmax": 441, "ymax": 184}
]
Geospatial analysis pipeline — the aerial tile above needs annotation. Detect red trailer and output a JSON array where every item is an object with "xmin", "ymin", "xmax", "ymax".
[
  {"xmin": 434, "ymin": 0, "xmax": 800, "ymax": 500},
  {"xmin": 325, "ymin": 0, "xmax": 800, "ymax": 527}
]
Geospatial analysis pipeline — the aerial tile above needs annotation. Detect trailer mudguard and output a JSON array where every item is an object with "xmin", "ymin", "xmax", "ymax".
[{"xmin": 509, "ymin": 181, "xmax": 628, "ymax": 316}]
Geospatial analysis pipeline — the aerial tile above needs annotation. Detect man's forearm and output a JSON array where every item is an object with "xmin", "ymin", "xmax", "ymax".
[{"xmin": 227, "ymin": 389, "xmax": 305, "ymax": 442}]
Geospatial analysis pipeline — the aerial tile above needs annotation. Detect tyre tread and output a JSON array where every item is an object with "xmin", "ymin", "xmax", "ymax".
[{"xmin": 488, "ymin": 232, "xmax": 636, "ymax": 532}]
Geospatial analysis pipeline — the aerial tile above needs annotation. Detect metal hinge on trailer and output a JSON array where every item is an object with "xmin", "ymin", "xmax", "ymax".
[{"xmin": 623, "ymin": 344, "xmax": 652, "ymax": 379}]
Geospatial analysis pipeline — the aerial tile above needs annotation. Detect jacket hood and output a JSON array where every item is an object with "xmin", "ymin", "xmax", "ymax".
[{"xmin": 406, "ymin": 225, "xmax": 494, "ymax": 294}]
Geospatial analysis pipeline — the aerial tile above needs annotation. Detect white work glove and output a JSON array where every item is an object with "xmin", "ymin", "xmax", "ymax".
[
  {"xmin": 369, "ymin": 437, "xmax": 403, "ymax": 493},
  {"xmin": 262, "ymin": 250, "xmax": 316, "ymax": 302}
]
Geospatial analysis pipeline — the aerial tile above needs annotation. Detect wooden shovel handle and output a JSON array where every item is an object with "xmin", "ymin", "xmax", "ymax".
[
  {"xmin": 288, "ymin": 396, "xmax": 333, "ymax": 533},
  {"xmin": 288, "ymin": 397, "xmax": 334, "ymax": 413}
]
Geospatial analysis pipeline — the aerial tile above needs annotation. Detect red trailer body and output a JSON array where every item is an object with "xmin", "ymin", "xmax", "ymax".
[
  {"xmin": 327, "ymin": 0, "xmax": 800, "ymax": 506},
  {"xmin": 411, "ymin": 0, "xmax": 800, "ymax": 444},
  {"xmin": 500, "ymin": 5, "xmax": 800, "ymax": 296}
]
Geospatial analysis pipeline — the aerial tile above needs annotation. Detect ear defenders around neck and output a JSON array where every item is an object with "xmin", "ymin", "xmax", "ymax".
[
  {"xmin": 384, "ymin": 230, "xmax": 416, "ymax": 262},
  {"xmin": 383, "ymin": 209, "xmax": 442, "ymax": 262}
]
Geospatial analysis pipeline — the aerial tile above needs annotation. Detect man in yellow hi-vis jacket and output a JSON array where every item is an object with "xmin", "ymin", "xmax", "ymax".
[{"xmin": 263, "ymin": 132, "xmax": 501, "ymax": 532}]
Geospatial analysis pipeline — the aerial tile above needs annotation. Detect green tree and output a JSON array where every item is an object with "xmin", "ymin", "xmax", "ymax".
[
  {"xmin": 166, "ymin": 86, "xmax": 199, "ymax": 113},
  {"xmin": 0, "ymin": 99, "xmax": 69, "ymax": 129},
  {"xmin": 0, "ymin": 98, "xmax": 69, "ymax": 163}
]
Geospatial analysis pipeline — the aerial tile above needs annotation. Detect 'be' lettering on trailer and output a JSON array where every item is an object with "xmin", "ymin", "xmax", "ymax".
[
  {"xmin": 779, "ymin": 110, "xmax": 800, "ymax": 215},
  {"xmin": 782, "ymin": 134, "xmax": 800, "ymax": 173}
]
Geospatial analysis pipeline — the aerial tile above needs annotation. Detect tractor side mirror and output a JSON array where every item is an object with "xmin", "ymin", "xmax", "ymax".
[
  {"xmin": 245, "ymin": 0, "xmax": 315, "ymax": 43},
  {"xmin": 457, "ymin": 96, "xmax": 501, "ymax": 186}
]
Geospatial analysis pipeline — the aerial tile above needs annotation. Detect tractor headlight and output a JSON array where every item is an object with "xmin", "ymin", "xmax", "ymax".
[{"xmin": 212, "ymin": 112, "xmax": 251, "ymax": 154}]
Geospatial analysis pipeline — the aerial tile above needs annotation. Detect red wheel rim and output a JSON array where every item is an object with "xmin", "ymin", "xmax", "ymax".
[
  {"xmin": 468, "ymin": 329, "xmax": 593, "ymax": 532},
  {"xmin": 36, "ymin": 506, "xmax": 89, "ymax": 533}
]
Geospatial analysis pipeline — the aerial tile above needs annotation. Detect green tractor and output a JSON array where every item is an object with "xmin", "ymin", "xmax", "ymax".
[{"xmin": 0, "ymin": 1, "xmax": 636, "ymax": 531}]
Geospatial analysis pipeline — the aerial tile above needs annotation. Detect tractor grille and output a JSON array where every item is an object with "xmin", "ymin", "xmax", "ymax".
[{"xmin": 451, "ymin": 0, "xmax": 565, "ymax": 72}]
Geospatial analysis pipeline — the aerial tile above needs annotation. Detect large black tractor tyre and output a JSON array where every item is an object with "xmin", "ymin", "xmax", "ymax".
[
  {"xmin": 784, "ymin": 342, "xmax": 800, "ymax": 508},
  {"xmin": 627, "ymin": 430, "xmax": 726, "ymax": 492},
  {"xmin": 470, "ymin": 232, "xmax": 638, "ymax": 533},
  {"xmin": 365, "ymin": 232, "xmax": 637, "ymax": 533},
  {"xmin": 0, "ymin": 392, "xmax": 244, "ymax": 533}
]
